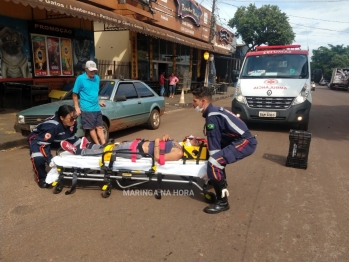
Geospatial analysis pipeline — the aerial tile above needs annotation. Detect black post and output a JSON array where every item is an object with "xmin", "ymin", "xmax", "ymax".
[{"xmin": 227, "ymin": 52, "xmax": 233, "ymax": 84}]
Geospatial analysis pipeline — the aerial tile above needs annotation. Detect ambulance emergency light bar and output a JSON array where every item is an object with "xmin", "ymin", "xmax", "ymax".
[{"xmin": 255, "ymin": 45, "xmax": 301, "ymax": 51}]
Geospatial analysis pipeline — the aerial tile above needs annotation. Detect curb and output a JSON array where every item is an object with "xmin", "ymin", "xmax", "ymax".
[{"xmin": 0, "ymin": 138, "xmax": 27, "ymax": 151}]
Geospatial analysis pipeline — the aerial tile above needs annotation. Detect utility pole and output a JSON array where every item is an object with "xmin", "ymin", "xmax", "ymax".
[{"xmin": 209, "ymin": 0, "xmax": 217, "ymax": 44}]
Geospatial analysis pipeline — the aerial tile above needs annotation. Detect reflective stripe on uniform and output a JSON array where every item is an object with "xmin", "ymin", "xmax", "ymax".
[
  {"xmin": 208, "ymin": 156, "xmax": 224, "ymax": 169},
  {"xmin": 73, "ymin": 138, "xmax": 81, "ymax": 146},
  {"xmin": 208, "ymin": 112, "xmax": 244, "ymax": 135},
  {"xmin": 53, "ymin": 136, "xmax": 78, "ymax": 143},
  {"xmin": 31, "ymin": 152, "xmax": 44, "ymax": 158},
  {"xmin": 209, "ymin": 149, "xmax": 220, "ymax": 155},
  {"xmin": 44, "ymin": 120, "xmax": 59, "ymax": 125},
  {"xmin": 37, "ymin": 141, "xmax": 50, "ymax": 145}
]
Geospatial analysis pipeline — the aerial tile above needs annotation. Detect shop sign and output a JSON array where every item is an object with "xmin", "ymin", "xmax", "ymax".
[
  {"xmin": 218, "ymin": 28, "xmax": 231, "ymax": 43},
  {"xmin": 30, "ymin": 22, "xmax": 74, "ymax": 37},
  {"xmin": 175, "ymin": 0, "xmax": 202, "ymax": 27},
  {"xmin": 104, "ymin": 24, "xmax": 127, "ymax": 31},
  {"xmin": 46, "ymin": 10, "xmax": 70, "ymax": 19}
]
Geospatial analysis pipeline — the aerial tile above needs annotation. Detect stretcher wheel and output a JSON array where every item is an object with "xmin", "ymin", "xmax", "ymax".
[
  {"xmin": 155, "ymin": 191, "xmax": 161, "ymax": 199},
  {"xmin": 204, "ymin": 192, "xmax": 216, "ymax": 203},
  {"xmin": 53, "ymin": 182, "xmax": 63, "ymax": 194},
  {"xmin": 101, "ymin": 186, "xmax": 112, "ymax": 198}
]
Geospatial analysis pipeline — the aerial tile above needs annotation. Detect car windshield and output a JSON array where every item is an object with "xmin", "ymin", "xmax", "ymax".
[
  {"xmin": 240, "ymin": 54, "xmax": 309, "ymax": 79},
  {"xmin": 98, "ymin": 81, "xmax": 115, "ymax": 99}
]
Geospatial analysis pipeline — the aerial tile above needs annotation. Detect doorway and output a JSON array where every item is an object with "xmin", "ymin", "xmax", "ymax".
[{"xmin": 154, "ymin": 62, "xmax": 170, "ymax": 96}]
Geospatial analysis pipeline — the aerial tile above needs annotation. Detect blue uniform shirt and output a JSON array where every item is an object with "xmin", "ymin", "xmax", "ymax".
[
  {"xmin": 202, "ymin": 104, "xmax": 251, "ymax": 155},
  {"xmin": 28, "ymin": 115, "xmax": 80, "ymax": 162},
  {"xmin": 73, "ymin": 72, "xmax": 100, "ymax": 112},
  {"xmin": 28, "ymin": 115, "xmax": 78, "ymax": 145}
]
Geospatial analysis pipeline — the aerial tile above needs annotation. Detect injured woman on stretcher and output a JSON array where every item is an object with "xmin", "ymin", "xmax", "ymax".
[
  {"xmin": 60, "ymin": 134, "xmax": 204, "ymax": 162},
  {"xmin": 46, "ymin": 134, "xmax": 210, "ymax": 186},
  {"xmin": 46, "ymin": 133, "xmax": 217, "ymax": 202}
]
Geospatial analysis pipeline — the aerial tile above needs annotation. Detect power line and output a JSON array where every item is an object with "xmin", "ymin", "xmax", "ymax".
[
  {"xmin": 288, "ymin": 15, "xmax": 349, "ymax": 23},
  {"xmin": 221, "ymin": 0, "xmax": 349, "ymax": 2},
  {"xmin": 218, "ymin": 1, "xmax": 349, "ymax": 24},
  {"xmin": 290, "ymin": 22, "xmax": 349, "ymax": 33}
]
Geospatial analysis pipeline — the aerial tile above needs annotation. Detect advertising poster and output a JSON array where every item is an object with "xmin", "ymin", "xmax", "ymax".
[
  {"xmin": 31, "ymin": 35, "xmax": 48, "ymax": 76},
  {"xmin": 60, "ymin": 38, "xmax": 73, "ymax": 76},
  {"xmin": 47, "ymin": 37, "xmax": 61, "ymax": 75},
  {"xmin": 0, "ymin": 16, "xmax": 32, "ymax": 78},
  {"xmin": 73, "ymin": 39, "xmax": 93, "ymax": 75}
]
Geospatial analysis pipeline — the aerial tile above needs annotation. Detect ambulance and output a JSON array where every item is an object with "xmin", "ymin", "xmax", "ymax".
[{"xmin": 231, "ymin": 45, "xmax": 311, "ymax": 130}]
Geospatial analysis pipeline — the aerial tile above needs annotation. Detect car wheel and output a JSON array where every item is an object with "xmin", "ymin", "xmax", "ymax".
[
  {"xmin": 85, "ymin": 121, "xmax": 109, "ymax": 143},
  {"xmin": 147, "ymin": 109, "xmax": 161, "ymax": 130}
]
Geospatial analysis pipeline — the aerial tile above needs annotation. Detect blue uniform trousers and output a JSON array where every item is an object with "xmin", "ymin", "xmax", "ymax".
[{"xmin": 207, "ymin": 138, "xmax": 257, "ymax": 181}]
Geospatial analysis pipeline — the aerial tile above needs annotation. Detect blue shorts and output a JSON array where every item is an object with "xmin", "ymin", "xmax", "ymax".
[{"xmin": 81, "ymin": 111, "xmax": 103, "ymax": 130}]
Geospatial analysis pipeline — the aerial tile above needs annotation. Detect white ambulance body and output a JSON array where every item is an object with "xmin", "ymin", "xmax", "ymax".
[{"xmin": 231, "ymin": 45, "xmax": 311, "ymax": 130}]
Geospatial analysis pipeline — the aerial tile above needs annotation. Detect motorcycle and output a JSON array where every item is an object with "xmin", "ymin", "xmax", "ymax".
[{"xmin": 311, "ymin": 81, "xmax": 316, "ymax": 91}]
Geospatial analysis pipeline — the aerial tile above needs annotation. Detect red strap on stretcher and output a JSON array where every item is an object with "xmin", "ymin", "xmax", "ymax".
[
  {"xmin": 130, "ymin": 139, "xmax": 140, "ymax": 162},
  {"xmin": 158, "ymin": 140, "xmax": 165, "ymax": 165}
]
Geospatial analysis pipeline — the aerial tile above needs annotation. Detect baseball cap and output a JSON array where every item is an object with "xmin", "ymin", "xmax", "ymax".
[{"xmin": 85, "ymin": 61, "xmax": 98, "ymax": 71}]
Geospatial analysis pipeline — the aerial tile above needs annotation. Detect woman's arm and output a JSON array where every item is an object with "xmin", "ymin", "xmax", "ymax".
[{"xmin": 153, "ymin": 138, "xmax": 160, "ymax": 161}]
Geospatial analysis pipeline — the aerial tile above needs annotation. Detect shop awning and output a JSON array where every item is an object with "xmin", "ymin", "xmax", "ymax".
[{"xmin": 5, "ymin": 0, "xmax": 231, "ymax": 54}]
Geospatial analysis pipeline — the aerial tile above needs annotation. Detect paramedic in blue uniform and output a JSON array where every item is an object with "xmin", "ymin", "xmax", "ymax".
[
  {"xmin": 28, "ymin": 105, "xmax": 82, "ymax": 188},
  {"xmin": 191, "ymin": 86, "xmax": 258, "ymax": 214}
]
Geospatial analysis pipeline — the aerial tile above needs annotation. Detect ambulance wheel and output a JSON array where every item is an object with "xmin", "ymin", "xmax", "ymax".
[
  {"xmin": 204, "ymin": 192, "xmax": 216, "ymax": 203},
  {"xmin": 101, "ymin": 187, "xmax": 111, "ymax": 198},
  {"xmin": 53, "ymin": 183, "xmax": 63, "ymax": 194}
]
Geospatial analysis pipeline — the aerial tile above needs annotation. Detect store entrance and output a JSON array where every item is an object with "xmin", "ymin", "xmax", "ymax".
[{"xmin": 155, "ymin": 63, "xmax": 170, "ymax": 96}]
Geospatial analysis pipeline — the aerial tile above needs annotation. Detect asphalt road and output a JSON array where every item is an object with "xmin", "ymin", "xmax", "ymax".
[{"xmin": 1, "ymin": 85, "xmax": 348, "ymax": 262}]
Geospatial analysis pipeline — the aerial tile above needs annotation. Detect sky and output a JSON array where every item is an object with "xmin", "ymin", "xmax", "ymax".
[{"xmin": 200, "ymin": 0, "xmax": 349, "ymax": 58}]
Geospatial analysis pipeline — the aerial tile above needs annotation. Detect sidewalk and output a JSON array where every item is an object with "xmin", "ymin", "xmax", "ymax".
[
  {"xmin": 164, "ymin": 85, "xmax": 234, "ymax": 110},
  {"xmin": 0, "ymin": 85, "xmax": 235, "ymax": 151}
]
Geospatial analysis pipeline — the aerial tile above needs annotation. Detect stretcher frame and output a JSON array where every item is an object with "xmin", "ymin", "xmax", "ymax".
[{"xmin": 50, "ymin": 149, "xmax": 217, "ymax": 203}]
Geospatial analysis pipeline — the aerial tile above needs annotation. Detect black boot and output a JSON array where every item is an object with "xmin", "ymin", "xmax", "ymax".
[
  {"xmin": 38, "ymin": 181, "xmax": 52, "ymax": 189},
  {"xmin": 203, "ymin": 180, "xmax": 230, "ymax": 214},
  {"xmin": 204, "ymin": 197, "xmax": 229, "ymax": 214}
]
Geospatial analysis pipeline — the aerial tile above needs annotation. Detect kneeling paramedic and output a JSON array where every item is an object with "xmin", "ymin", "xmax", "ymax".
[
  {"xmin": 192, "ymin": 86, "xmax": 258, "ymax": 214},
  {"xmin": 28, "ymin": 105, "xmax": 83, "ymax": 188}
]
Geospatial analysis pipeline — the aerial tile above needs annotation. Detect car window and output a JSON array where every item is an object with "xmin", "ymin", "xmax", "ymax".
[
  {"xmin": 99, "ymin": 81, "xmax": 115, "ymax": 98},
  {"xmin": 116, "ymin": 83, "xmax": 138, "ymax": 99},
  {"xmin": 134, "ymin": 82, "xmax": 154, "ymax": 98}
]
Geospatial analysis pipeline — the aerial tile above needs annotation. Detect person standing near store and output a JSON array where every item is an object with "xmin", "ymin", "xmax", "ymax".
[
  {"xmin": 72, "ymin": 60, "xmax": 106, "ymax": 145},
  {"xmin": 191, "ymin": 86, "xmax": 257, "ymax": 214},
  {"xmin": 158, "ymin": 71, "xmax": 167, "ymax": 96},
  {"xmin": 168, "ymin": 72, "xmax": 179, "ymax": 98}
]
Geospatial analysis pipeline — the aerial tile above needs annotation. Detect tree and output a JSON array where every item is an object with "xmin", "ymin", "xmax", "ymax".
[
  {"xmin": 228, "ymin": 4, "xmax": 295, "ymax": 52},
  {"xmin": 311, "ymin": 45, "xmax": 349, "ymax": 80}
]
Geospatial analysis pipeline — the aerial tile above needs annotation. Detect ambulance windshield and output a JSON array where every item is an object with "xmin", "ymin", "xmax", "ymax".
[{"xmin": 240, "ymin": 54, "xmax": 308, "ymax": 79}]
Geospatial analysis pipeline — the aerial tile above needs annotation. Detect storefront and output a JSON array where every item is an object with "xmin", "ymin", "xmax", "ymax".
[{"xmin": 0, "ymin": 0, "xmax": 235, "ymax": 108}]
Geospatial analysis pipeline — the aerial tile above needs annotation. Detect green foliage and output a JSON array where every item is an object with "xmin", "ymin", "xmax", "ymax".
[
  {"xmin": 228, "ymin": 4, "xmax": 295, "ymax": 51},
  {"xmin": 311, "ymin": 45, "xmax": 349, "ymax": 80}
]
